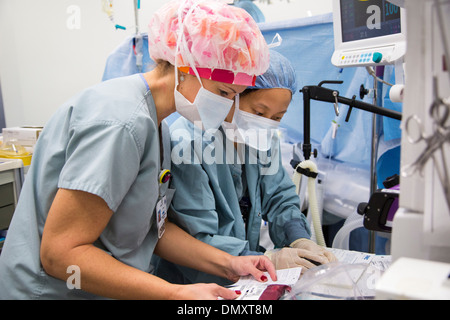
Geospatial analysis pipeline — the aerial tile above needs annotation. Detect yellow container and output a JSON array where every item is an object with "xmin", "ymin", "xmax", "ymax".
[{"xmin": 0, "ymin": 140, "xmax": 32, "ymax": 166}]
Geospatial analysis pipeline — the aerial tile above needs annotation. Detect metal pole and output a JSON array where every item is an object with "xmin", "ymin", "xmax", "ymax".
[
  {"xmin": 134, "ymin": 0, "xmax": 140, "ymax": 35},
  {"xmin": 302, "ymin": 87, "xmax": 312, "ymax": 160},
  {"xmin": 368, "ymin": 68, "xmax": 383, "ymax": 253}
]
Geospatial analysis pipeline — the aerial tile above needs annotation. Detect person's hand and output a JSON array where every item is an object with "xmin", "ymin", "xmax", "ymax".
[
  {"xmin": 290, "ymin": 238, "xmax": 337, "ymax": 264},
  {"xmin": 265, "ymin": 247, "xmax": 329, "ymax": 270},
  {"xmin": 173, "ymin": 283, "xmax": 241, "ymax": 300},
  {"xmin": 225, "ymin": 255, "xmax": 277, "ymax": 284}
]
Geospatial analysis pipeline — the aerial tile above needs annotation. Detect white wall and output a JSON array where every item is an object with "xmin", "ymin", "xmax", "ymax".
[
  {"xmin": 0, "ymin": 0, "xmax": 169, "ymax": 127},
  {"xmin": 0, "ymin": 0, "xmax": 332, "ymax": 128}
]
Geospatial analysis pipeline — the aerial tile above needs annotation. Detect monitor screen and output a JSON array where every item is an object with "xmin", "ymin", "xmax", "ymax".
[
  {"xmin": 340, "ymin": 0, "xmax": 401, "ymax": 43},
  {"xmin": 332, "ymin": 0, "xmax": 406, "ymax": 67}
]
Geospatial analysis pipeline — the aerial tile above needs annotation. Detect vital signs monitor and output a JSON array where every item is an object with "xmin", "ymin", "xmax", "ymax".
[{"xmin": 331, "ymin": 0, "xmax": 406, "ymax": 68}]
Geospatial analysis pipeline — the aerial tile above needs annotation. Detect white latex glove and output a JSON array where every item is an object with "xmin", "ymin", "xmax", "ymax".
[
  {"xmin": 264, "ymin": 247, "xmax": 328, "ymax": 271},
  {"xmin": 290, "ymin": 238, "xmax": 337, "ymax": 264}
]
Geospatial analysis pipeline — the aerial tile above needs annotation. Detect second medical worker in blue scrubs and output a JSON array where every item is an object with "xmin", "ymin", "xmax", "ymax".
[{"xmin": 0, "ymin": 0, "xmax": 277, "ymax": 299}]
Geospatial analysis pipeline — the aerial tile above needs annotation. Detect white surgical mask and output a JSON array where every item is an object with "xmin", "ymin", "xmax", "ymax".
[
  {"xmin": 174, "ymin": 79, "xmax": 202, "ymax": 124},
  {"xmin": 228, "ymin": 96, "xmax": 280, "ymax": 151},
  {"xmin": 174, "ymin": 73, "xmax": 233, "ymax": 131},
  {"xmin": 196, "ymin": 86, "xmax": 234, "ymax": 131}
]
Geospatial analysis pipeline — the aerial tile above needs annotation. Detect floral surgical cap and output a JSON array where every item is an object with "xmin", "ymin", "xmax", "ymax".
[{"xmin": 148, "ymin": 0, "xmax": 270, "ymax": 86}]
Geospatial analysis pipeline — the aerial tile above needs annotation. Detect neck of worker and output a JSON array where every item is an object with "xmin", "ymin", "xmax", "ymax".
[{"xmin": 141, "ymin": 71, "xmax": 176, "ymax": 127}]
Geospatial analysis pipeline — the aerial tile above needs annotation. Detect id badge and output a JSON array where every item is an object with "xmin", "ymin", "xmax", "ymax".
[{"xmin": 156, "ymin": 195, "xmax": 167, "ymax": 239}]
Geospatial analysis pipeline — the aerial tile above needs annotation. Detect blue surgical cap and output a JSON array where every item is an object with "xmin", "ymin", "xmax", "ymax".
[{"xmin": 249, "ymin": 50, "xmax": 298, "ymax": 96}]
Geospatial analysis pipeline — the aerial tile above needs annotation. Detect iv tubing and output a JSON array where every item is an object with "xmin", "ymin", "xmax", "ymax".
[{"xmin": 297, "ymin": 160, "xmax": 326, "ymax": 247}]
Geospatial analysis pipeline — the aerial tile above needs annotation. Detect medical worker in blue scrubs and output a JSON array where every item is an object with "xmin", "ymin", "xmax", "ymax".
[
  {"xmin": 0, "ymin": 0, "xmax": 277, "ymax": 300},
  {"xmin": 155, "ymin": 50, "xmax": 337, "ymax": 285}
]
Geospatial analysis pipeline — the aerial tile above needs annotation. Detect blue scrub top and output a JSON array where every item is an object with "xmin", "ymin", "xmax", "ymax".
[{"xmin": 0, "ymin": 74, "xmax": 173, "ymax": 299}]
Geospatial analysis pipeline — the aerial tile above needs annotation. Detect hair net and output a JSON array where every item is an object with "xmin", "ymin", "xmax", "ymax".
[
  {"xmin": 148, "ymin": 0, "xmax": 269, "ymax": 86},
  {"xmin": 249, "ymin": 50, "xmax": 298, "ymax": 95}
]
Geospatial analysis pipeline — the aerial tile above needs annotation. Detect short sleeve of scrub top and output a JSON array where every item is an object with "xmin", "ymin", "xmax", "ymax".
[{"xmin": 58, "ymin": 118, "xmax": 141, "ymax": 212}]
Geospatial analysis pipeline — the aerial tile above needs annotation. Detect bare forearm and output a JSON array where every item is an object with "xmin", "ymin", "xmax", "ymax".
[
  {"xmin": 42, "ymin": 242, "xmax": 179, "ymax": 300},
  {"xmin": 154, "ymin": 221, "xmax": 234, "ymax": 281}
]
